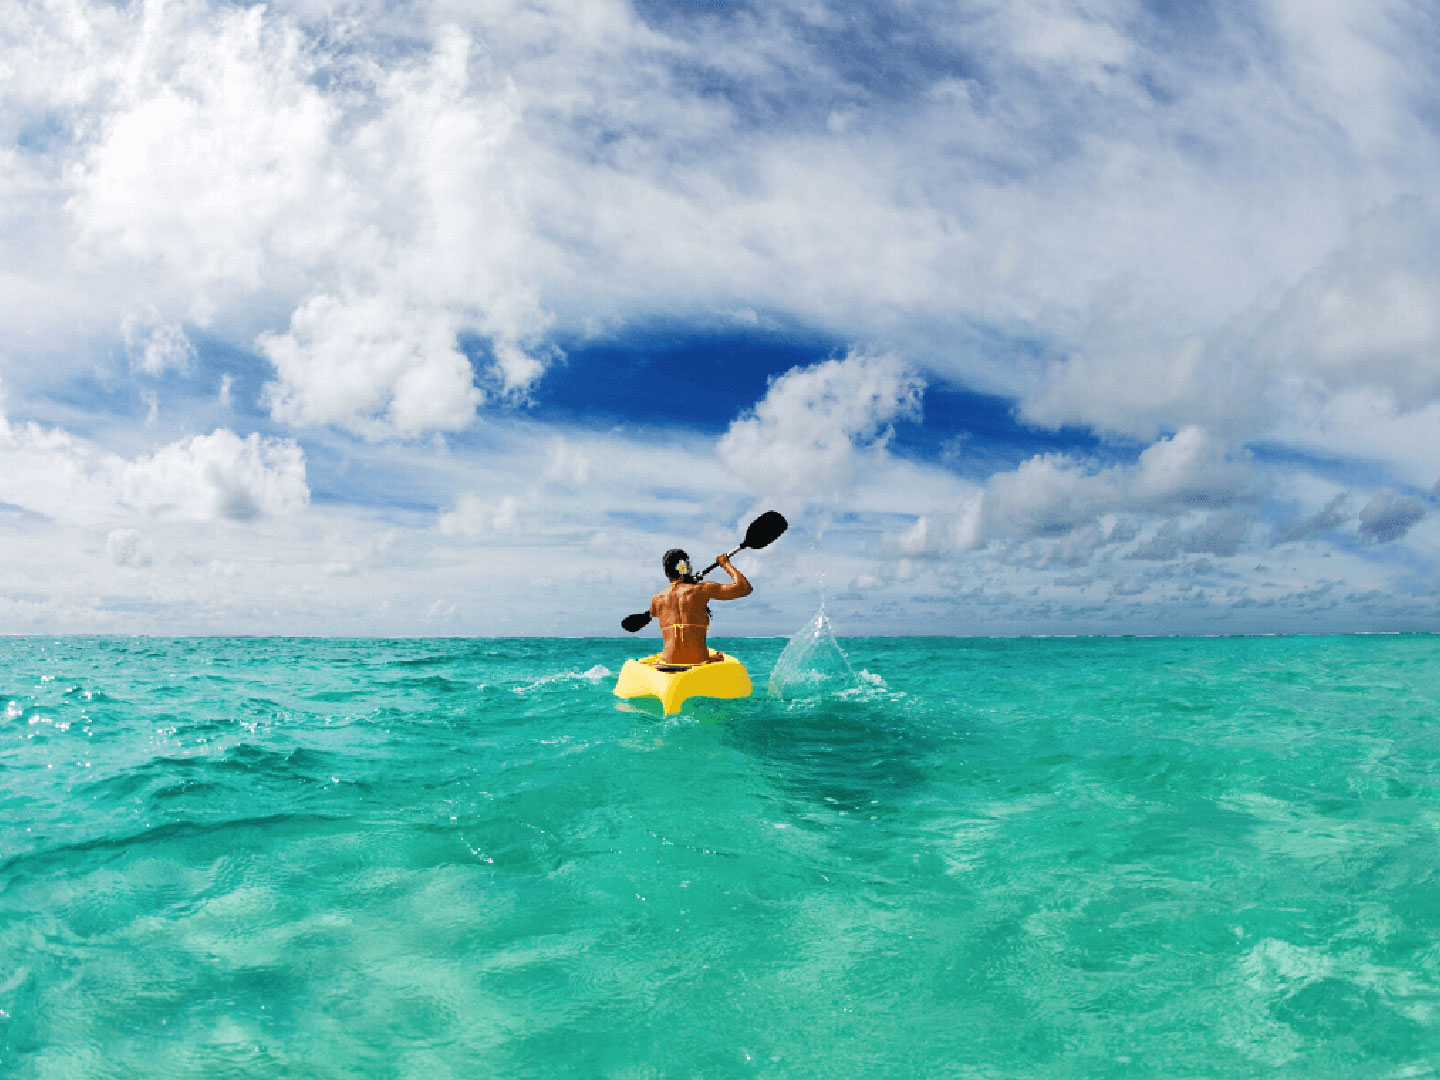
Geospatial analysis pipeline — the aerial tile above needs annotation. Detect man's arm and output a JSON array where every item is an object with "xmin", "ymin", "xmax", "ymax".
[{"xmin": 700, "ymin": 553, "xmax": 752, "ymax": 601}]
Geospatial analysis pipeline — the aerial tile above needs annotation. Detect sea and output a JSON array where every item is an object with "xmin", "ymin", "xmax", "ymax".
[{"xmin": 4, "ymin": 626, "xmax": 1440, "ymax": 1078}]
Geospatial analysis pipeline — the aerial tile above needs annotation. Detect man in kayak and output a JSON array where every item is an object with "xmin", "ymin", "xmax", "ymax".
[{"xmin": 650, "ymin": 548, "xmax": 752, "ymax": 666}]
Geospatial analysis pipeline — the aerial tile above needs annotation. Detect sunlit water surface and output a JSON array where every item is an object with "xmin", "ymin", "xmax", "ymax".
[{"xmin": 4, "ymin": 634, "xmax": 1440, "ymax": 1078}]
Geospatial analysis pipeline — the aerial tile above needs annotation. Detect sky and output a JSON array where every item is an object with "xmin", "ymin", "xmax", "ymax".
[{"xmin": 1, "ymin": 0, "xmax": 1439, "ymax": 637}]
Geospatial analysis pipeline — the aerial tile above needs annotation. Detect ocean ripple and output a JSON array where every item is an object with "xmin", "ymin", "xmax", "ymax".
[{"xmin": 3, "ymin": 634, "xmax": 1440, "ymax": 1077}]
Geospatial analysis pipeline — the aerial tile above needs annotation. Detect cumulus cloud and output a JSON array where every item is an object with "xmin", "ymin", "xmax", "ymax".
[
  {"xmin": 36, "ymin": 3, "xmax": 552, "ymax": 436},
  {"xmin": 0, "ymin": 413, "xmax": 308, "ymax": 525},
  {"xmin": 123, "ymin": 313, "xmax": 196, "ymax": 376},
  {"xmin": 889, "ymin": 426, "xmax": 1258, "ymax": 571},
  {"xmin": 1008, "ymin": 518, "xmax": 1136, "ymax": 570},
  {"xmin": 1128, "ymin": 513, "xmax": 1251, "ymax": 561},
  {"xmin": 67, "ymin": 5, "xmax": 340, "ymax": 301},
  {"xmin": 1259, "ymin": 201, "xmax": 1440, "ymax": 406},
  {"xmin": 719, "ymin": 350, "xmax": 923, "ymax": 495},
  {"xmin": 891, "ymin": 508, "xmax": 983, "ymax": 559},
  {"xmin": 120, "ymin": 429, "xmax": 309, "ymax": 521},
  {"xmin": 985, "ymin": 426, "xmax": 1250, "ymax": 544},
  {"xmin": 259, "ymin": 295, "xmax": 482, "ymax": 439},
  {"xmin": 1128, "ymin": 426, "xmax": 1251, "ymax": 506},
  {"xmin": 1356, "ymin": 490, "xmax": 1426, "ymax": 545},
  {"xmin": 438, "ymin": 492, "xmax": 526, "ymax": 539}
]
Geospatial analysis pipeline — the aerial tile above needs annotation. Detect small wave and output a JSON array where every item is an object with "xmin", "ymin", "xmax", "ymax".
[
  {"xmin": 308, "ymin": 689, "xmax": 368, "ymax": 703},
  {"xmin": 394, "ymin": 654, "xmax": 453, "ymax": 668},
  {"xmin": 384, "ymin": 674, "xmax": 472, "ymax": 694},
  {"xmin": 0, "ymin": 812, "xmax": 346, "ymax": 880},
  {"xmin": 510, "ymin": 665, "xmax": 613, "ymax": 695}
]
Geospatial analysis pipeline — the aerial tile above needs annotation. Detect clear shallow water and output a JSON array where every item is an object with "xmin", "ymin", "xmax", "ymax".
[{"xmin": 4, "ymin": 634, "xmax": 1440, "ymax": 1078}]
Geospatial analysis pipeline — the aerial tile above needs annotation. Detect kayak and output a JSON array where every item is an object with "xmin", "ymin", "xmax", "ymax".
[{"xmin": 613, "ymin": 653, "xmax": 752, "ymax": 714}]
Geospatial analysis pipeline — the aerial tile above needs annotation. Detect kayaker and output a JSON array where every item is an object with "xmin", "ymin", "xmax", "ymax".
[{"xmin": 650, "ymin": 548, "xmax": 752, "ymax": 666}]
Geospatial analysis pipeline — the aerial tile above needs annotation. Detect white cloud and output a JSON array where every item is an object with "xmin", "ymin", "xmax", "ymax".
[
  {"xmin": 892, "ymin": 508, "xmax": 983, "ymax": 559},
  {"xmin": 259, "ymin": 294, "xmax": 482, "ymax": 439},
  {"xmin": 1129, "ymin": 426, "xmax": 1251, "ymax": 506},
  {"xmin": 30, "ymin": 2, "xmax": 554, "ymax": 435},
  {"xmin": 106, "ymin": 527, "xmax": 151, "ymax": 568},
  {"xmin": 1253, "ymin": 200, "xmax": 1440, "ymax": 403},
  {"xmin": 719, "ymin": 350, "xmax": 923, "ymax": 495},
  {"xmin": 123, "ymin": 312, "xmax": 195, "ymax": 376},
  {"xmin": 437, "ymin": 492, "xmax": 526, "ymax": 539},
  {"xmin": 68, "ymin": 6, "xmax": 338, "ymax": 306},
  {"xmin": 1019, "ymin": 195, "xmax": 1440, "ymax": 453},
  {"xmin": 0, "ymin": 392, "xmax": 1431, "ymax": 635},
  {"xmin": 999, "ymin": 0, "xmax": 1135, "ymax": 75},
  {"xmin": 0, "ymin": 413, "xmax": 308, "ymax": 525},
  {"xmin": 1266, "ymin": 386, "xmax": 1440, "ymax": 490},
  {"xmin": 981, "ymin": 455, "xmax": 1108, "ymax": 540},
  {"xmin": 119, "ymin": 429, "xmax": 309, "ymax": 521},
  {"xmin": 974, "ymin": 426, "xmax": 1252, "ymax": 547},
  {"xmin": 1127, "ymin": 512, "xmax": 1251, "ymax": 561},
  {"xmin": 545, "ymin": 438, "xmax": 592, "ymax": 486}
]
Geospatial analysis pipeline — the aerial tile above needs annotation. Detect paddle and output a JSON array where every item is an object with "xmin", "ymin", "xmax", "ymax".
[
  {"xmin": 695, "ymin": 510, "xmax": 789, "ymax": 578},
  {"xmin": 620, "ymin": 511, "xmax": 789, "ymax": 632}
]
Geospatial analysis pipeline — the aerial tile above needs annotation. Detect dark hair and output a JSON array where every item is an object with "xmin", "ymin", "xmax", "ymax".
[{"xmin": 663, "ymin": 548, "xmax": 691, "ymax": 581}]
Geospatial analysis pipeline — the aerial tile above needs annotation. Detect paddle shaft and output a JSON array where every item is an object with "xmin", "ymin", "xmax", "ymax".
[{"xmin": 696, "ymin": 543, "xmax": 747, "ymax": 580}]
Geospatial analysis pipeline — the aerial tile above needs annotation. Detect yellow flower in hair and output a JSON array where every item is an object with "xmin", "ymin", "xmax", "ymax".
[{"xmin": 677, "ymin": 560, "xmax": 689, "ymax": 574}]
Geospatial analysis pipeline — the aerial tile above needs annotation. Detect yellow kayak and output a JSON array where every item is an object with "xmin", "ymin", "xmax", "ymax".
[{"xmin": 613, "ymin": 653, "xmax": 752, "ymax": 714}]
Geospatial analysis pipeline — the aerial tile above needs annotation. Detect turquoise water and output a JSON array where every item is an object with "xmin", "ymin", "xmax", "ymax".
[{"xmin": 4, "ymin": 634, "xmax": 1440, "ymax": 1078}]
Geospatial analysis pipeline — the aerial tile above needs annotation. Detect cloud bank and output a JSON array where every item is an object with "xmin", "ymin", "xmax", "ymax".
[{"xmin": 0, "ymin": 0, "xmax": 1437, "ymax": 633}]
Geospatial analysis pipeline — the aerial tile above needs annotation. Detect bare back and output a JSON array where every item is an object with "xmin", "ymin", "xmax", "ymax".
[{"xmin": 649, "ymin": 556, "xmax": 752, "ymax": 665}]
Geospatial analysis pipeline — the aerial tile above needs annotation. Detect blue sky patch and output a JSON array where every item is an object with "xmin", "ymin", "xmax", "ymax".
[{"xmin": 528, "ymin": 326, "xmax": 840, "ymax": 432}]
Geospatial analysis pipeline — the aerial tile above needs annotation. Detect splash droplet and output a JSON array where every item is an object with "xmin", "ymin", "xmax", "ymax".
[{"xmin": 767, "ymin": 602, "xmax": 857, "ymax": 698}]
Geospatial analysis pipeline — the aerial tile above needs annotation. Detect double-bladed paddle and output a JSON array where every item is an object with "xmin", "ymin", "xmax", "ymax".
[{"xmin": 621, "ymin": 511, "xmax": 788, "ymax": 632}]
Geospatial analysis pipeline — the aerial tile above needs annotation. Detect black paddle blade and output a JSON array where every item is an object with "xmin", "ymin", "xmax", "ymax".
[
  {"xmin": 621, "ymin": 612, "xmax": 652, "ymax": 633},
  {"xmin": 743, "ymin": 510, "xmax": 788, "ymax": 551}
]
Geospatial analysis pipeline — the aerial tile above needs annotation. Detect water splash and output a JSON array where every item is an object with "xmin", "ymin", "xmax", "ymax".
[{"xmin": 767, "ymin": 602, "xmax": 858, "ymax": 698}]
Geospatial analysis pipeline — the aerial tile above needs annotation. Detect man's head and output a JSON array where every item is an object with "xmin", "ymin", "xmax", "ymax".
[{"xmin": 663, "ymin": 548, "xmax": 695, "ymax": 582}]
